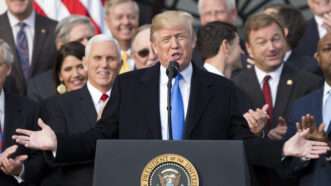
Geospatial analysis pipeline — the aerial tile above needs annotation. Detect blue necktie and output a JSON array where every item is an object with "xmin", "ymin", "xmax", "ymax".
[
  {"xmin": 324, "ymin": 91, "xmax": 331, "ymax": 133},
  {"xmin": 16, "ymin": 22, "xmax": 30, "ymax": 79},
  {"xmin": 171, "ymin": 74, "xmax": 184, "ymax": 140}
]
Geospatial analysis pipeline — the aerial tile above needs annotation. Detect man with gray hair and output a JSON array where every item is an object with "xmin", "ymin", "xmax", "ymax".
[
  {"xmin": 27, "ymin": 15, "xmax": 96, "ymax": 102},
  {"xmin": 32, "ymin": 34, "xmax": 121, "ymax": 186},
  {"xmin": 198, "ymin": 0, "xmax": 237, "ymax": 25},
  {"xmin": 0, "ymin": 0, "xmax": 57, "ymax": 95},
  {"xmin": 104, "ymin": 0, "xmax": 139, "ymax": 74},
  {"xmin": 55, "ymin": 15, "xmax": 95, "ymax": 49},
  {"xmin": 0, "ymin": 39, "xmax": 41, "ymax": 186}
]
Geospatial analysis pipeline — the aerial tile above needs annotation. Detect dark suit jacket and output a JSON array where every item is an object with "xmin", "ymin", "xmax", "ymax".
[
  {"xmin": 27, "ymin": 70, "xmax": 57, "ymax": 103},
  {"xmin": 233, "ymin": 64, "xmax": 322, "ymax": 131},
  {"xmin": 50, "ymin": 64, "xmax": 286, "ymax": 176},
  {"xmin": 0, "ymin": 92, "xmax": 42, "ymax": 186},
  {"xmin": 232, "ymin": 64, "xmax": 322, "ymax": 186},
  {"xmin": 286, "ymin": 53, "xmax": 323, "ymax": 78},
  {"xmin": 292, "ymin": 18, "xmax": 319, "ymax": 58},
  {"xmin": 39, "ymin": 86, "xmax": 97, "ymax": 186},
  {"xmin": 286, "ymin": 87, "xmax": 331, "ymax": 186},
  {"xmin": 0, "ymin": 12, "xmax": 57, "ymax": 96}
]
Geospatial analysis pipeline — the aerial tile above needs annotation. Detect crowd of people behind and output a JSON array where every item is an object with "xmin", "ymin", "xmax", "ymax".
[{"xmin": 1, "ymin": 0, "xmax": 331, "ymax": 186}]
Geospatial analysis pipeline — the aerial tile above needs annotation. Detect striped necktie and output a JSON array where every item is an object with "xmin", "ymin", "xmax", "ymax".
[{"xmin": 16, "ymin": 22, "xmax": 30, "ymax": 79}]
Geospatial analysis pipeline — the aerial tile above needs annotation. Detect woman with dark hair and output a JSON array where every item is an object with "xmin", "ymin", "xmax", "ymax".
[
  {"xmin": 54, "ymin": 42, "xmax": 87, "ymax": 94},
  {"xmin": 27, "ymin": 42, "xmax": 87, "ymax": 102}
]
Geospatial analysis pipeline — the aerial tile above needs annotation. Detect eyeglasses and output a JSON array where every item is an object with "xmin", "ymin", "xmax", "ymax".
[{"xmin": 137, "ymin": 48, "xmax": 150, "ymax": 58}]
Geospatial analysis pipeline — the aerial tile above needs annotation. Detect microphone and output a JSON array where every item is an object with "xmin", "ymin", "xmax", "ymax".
[
  {"xmin": 166, "ymin": 61, "xmax": 179, "ymax": 140},
  {"xmin": 166, "ymin": 61, "xmax": 179, "ymax": 79}
]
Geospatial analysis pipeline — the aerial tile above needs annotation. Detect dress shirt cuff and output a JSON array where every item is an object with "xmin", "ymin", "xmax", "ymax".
[
  {"xmin": 13, "ymin": 164, "xmax": 24, "ymax": 183},
  {"xmin": 52, "ymin": 150, "xmax": 57, "ymax": 158}
]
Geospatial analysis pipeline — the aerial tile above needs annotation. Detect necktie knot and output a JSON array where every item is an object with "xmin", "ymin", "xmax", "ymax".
[
  {"xmin": 100, "ymin": 93, "xmax": 109, "ymax": 102},
  {"xmin": 263, "ymin": 75, "xmax": 271, "ymax": 82},
  {"xmin": 17, "ymin": 22, "xmax": 27, "ymax": 30}
]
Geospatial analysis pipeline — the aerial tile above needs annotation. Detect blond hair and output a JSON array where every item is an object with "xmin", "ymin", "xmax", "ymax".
[
  {"xmin": 104, "ymin": 0, "xmax": 139, "ymax": 15},
  {"xmin": 150, "ymin": 10, "xmax": 195, "ymax": 42}
]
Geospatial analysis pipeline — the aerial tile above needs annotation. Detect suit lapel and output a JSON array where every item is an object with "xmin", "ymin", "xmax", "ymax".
[
  {"xmin": 78, "ymin": 86, "xmax": 97, "ymax": 128},
  {"xmin": 0, "ymin": 13, "xmax": 26, "ymax": 86},
  {"xmin": 31, "ymin": 14, "xmax": 49, "ymax": 75},
  {"xmin": 245, "ymin": 68, "xmax": 264, "ymax": 108},
  {"xmin": 273, "ymin": 66, "xmax": 294, "ymax": 125},
  {"xmin": 3, "ymin": 94, "xmax": 23, "ymax": 148},
  {"xmin": 312, "ymin": 89, "xmax": 323, "ymax": 125},
  {"xmin": 139, "ymin": 64, "xmax": 162, "ymax": 138},
  {"xmin": 185, "ymin": 66, "xmax": 214, "ymax": 138}
]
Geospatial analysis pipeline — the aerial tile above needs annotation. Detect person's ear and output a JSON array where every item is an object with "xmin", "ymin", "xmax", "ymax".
[
  {"xmin": 6, "ymin": 64, "xmax": 12, "ymax": 76},
  {"xmin": 284, "ymin": 28, "xmax": 289, "ymax": 37},
  {"xmin": 314, "ymin": 52, "xmax": 321, "ymax": 66}
]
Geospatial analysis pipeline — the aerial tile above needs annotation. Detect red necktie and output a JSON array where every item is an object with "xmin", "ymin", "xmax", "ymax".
[
  {"xmin": 100, "ymin": 93, "xmax": 109, "ymax": 102},
  {"xmin": 262, "ymin": 75, "xmax": 273, "ymax": 123}
]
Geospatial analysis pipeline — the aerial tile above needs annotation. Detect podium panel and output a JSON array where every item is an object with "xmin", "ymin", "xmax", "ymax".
[{"xmin": 93, "ymin": 140, "xmax": 250, "ymax": 186}]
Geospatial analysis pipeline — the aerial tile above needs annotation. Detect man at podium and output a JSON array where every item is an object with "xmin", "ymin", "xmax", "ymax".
[{"xmin": 12, "ymin": 10, "xmax": 330, "ymax": 179}]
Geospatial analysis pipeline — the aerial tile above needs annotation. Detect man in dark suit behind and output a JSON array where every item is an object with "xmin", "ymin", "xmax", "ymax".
[
  {"xmin": 233, "ymin": 14, "xmax": 322, "ymax": 186},
  {"xmin": 0, "ymin": 0, "xmax": 57, "ymax": 95},
  {"xmin": 39, "ymin": 35, "xmax": 121, "ymax": 186},
  {"xmin": 286, "ymin": 32, "xmax": 331, "ymax": 186},
  {"xmin": 12, "ymin": 11, "xmax": 331, "ymax": 184},
  {"xmin": 0, "ymin": 39, "xmax": 43, "ymax": 185},
  {"xmin": 292, "ymin": 0, "xmax": 331, "ymax": 58}
]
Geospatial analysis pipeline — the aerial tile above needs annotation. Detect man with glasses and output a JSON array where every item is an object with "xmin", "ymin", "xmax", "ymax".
[{"xmin": 131, "ymin": 25, "xmax": 158, "ymax": 69}]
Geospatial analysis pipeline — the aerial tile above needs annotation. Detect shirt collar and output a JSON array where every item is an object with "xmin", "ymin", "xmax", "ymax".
[
  {"xmin": 86, "ymin": 81, "xmax": 111, "ymax": 104},
  {"xmin": 7, "ymin": 10, "xmax": 35, "ymax": 28},
  {"xmin": 323, "ymin": 81, "xmax": 331, "ymax": 99},
  {"xmin": 160, "ymin": 63, "xmax": 193, "ymax": 85},
  {"xmin": 283, "ymin": 50, "xmax": 292, "ymax": 62},
  {"xmin": 203, "ymin": 63, "xmax": 224, "ymax": 77},
  {"xmin": 255, "ymin": 63, "xmax": 284, "ymax": 86},
  {"xmin": 315, "ymin": 15, "xmax": 324, "ymax": 28}
]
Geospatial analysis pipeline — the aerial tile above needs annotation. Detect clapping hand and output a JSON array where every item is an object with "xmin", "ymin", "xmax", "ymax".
[
  {"xmin": 297, "ymin": 114, "xmax": 328, "ymax": 142},
  {"xmin": 243, "ymin": 104, "xmax": 269, "ymax": 135},
  {"xmin": 267, "ymin": 117, "xmax": 288, "ymax": 140},
  {"xmin": 0, "ymin": 145, "xmax": 27, "ymax": 176}
]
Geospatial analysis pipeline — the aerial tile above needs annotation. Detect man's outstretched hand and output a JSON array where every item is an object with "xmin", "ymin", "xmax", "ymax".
[{"xmin": 12, "ymin": 119, "xmax": 57, "ymax": 151}]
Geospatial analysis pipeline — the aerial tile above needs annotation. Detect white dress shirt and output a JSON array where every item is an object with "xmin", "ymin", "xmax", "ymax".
[
  {"xmin": 283, "ymin": 50, "xmax": 292, "ymax": 62},
  {"xmin": 203, "ymin": 63, "xmax": 224, "ymax": 77},
  {"xmin": 7, "ymin": 11, "xmax": 35, "ymax": 64},
  {"xmin": 0, "ymin": 89, "xmax": 4, "ymax": 130},
  {"xmin": 323, "ymin": 82, "xmax": 331, "ymax": 131},
  {"xmin": 160, "ymin": 63, "xmax": 192, "ymax": 140},
  {"xmin": 86, "ymin": 81, "xmax": 111, "ymax": 113},
  {"xmin": 255, "ymin": 64, "xmax": 284, "ymax": 107},
  {"xmin": 315, "ymin": 15, "xmax": 327, "ymax": 39},
  {"xmin": 121, "ymin": 49, "xmax": 135, "ymax": 71}
]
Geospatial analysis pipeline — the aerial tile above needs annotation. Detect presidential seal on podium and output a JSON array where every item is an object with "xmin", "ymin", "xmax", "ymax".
[{"xmin": 141, "ymin": 153, "xmax": 199, "ymax": 186}]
